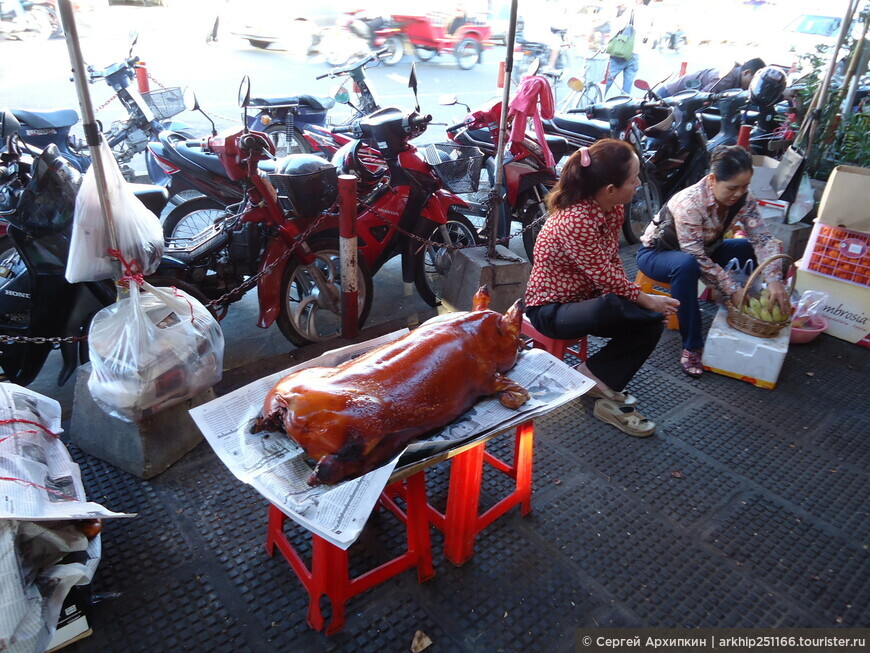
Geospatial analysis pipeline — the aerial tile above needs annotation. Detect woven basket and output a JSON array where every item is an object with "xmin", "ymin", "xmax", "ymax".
[{"xmin": 725, "ymin": 253, "xmax": 796, "ymax": 338}]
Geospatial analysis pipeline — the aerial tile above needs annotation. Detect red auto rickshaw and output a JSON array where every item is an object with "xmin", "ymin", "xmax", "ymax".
[{"xmin": 375, "ymin": 12, "xmax": 492, "ymax": 70}]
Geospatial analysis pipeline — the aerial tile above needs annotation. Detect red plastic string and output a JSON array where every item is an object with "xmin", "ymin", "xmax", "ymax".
[
  {"xmin": 0, "ymin": 477, "xmax": 77, "ymax": 502},
  {"xmin": 170, "ymin": 286, "xmax": 196, "ymax": 323},
  {"xmin": 0, "ymin": 419, "xmax": 58, "ymax": 439},
  {"xmin": 108, "ymin": 248, "xmax": 144, "ymax": 288}
]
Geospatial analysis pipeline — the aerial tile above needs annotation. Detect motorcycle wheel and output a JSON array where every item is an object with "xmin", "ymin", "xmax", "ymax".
[
  {"xmin": 518, "ymin": 188, "xmax": 550, "ymax": 264},
  {"xmin": 414, "ymin": 46, "xmax": 438, "ymax": 62},
  {"xmin": 382, "ymin": 36, "xmax": 405, "ymax": 66},
  {"xmin": 623, "ymin": 177, "xmax": 661, "ymax": 245},
  {"xmin": 162, "ymin": 196, "xmax": 229, "ymax": 247},
  {"xmin": 455, "ymin": 38, "xmax": 482, "ymax": 70},
  {"xmin": 277, "ymin": 239, "xmax": 373, "ymax": 347},
  {"xmin": 414, "ymin": 210, "xmax": 481, "ymax": 307},
  {"xmin": 264, "ymin": 123, "xmax": 312, "ymax": 158}
]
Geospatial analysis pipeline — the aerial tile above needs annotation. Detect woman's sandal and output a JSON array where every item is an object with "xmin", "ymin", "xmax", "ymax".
[
  {"xmin": 680, "ymin": 349, "xmax": 704, "ymax": 378},
  {"xmin": 586, "ymin": 385, "xmax": 639, "ymax": 406},
  {"xmin": 593, "ymin": 399, "xmax": 656, "ymax": 438}
]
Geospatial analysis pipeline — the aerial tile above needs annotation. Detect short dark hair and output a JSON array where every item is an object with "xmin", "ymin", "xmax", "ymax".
[
  {"xmin": 710, "ymin": 145, "xmax": 753, "ymax": 181},
  {"xmin": 546, "ymin": 139, "xmax": 636, "ymax": 212},
  {"xmin": 741, "ymin": 58, "xmax": 766, "ymax": 76}
]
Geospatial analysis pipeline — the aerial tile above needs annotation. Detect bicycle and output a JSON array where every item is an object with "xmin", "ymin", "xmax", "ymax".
[{"xmin": 557, "ymin": 50, "xmax": 607, "ymax": 113}]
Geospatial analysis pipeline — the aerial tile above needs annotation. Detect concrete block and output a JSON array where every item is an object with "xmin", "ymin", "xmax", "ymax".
[
  {"xmin": 441, "ymin": 245, "xmax": 531, "ymax": 314},
  {"xmin": 70, "ymin": 363, "xmax": 214, "ymax": 479}
]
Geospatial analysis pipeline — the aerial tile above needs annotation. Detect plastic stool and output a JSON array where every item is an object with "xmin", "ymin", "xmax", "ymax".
[
  {"xmin": 264, "ymin": 472, "xmax": 434, "ymax": 634},
  {"xmin": 634, "ymin": 271, "xmax": 680, "ymax": 330},
  {"xmin": 520, "ymin": 315, "xmax": 588, "ymax": 363}
]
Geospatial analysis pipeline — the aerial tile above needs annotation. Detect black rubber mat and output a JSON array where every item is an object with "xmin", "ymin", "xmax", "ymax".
[{"xmin": 58, "ymin": 245, "xmax": 870, "ymax": 651}]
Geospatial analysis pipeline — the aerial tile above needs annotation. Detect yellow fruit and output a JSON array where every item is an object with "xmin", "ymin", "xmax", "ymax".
[
  {"xmin": 760, "ymin": 288, "xmax": 770, "ymax": 299},
  {"xmin": 745, "ymin": 306, "xmax": 759, "ymax": 319},
  {"xmin": 771, "ymin": 305, "xmax": 785, "ymax": 322},
  {"xmin": 759, "ymin": 308, "xmax": 773, "ymax": 322},
  {"xmin": 760, "ymin": 296, "xmax": 771, "ymax": 310},
  {"xmin": 749, "ymin": 297, "xmax": 762, "ymax": 312}
]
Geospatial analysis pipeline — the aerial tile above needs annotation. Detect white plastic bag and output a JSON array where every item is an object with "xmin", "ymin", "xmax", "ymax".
[
  {"xmin": 724, "ymin": 257, "xmax": 758, "ymax": 293},
  {"xmin": 66, "ymin": 138, "xmax": 164, "ymax": 283},
  {"xmin": 87, "ymin": 281, "xmax": 224, "ymax": 422},
  {"xmin": 791, "ymin": 290, "xmax": 829, "ymax": 328}
]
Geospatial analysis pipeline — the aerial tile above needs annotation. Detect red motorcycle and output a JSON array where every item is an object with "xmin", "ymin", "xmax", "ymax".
[
  {"xmin": 443, "ymin": 97, "xmax": 569, "ymax": 261},
  {"xmin": 155, "ymin": 78, "xmax": 372, "ymax": 347},
  {"xmin": 374, "ymin": 13, "xmax": 491, "ymax": 70},
  {"xmin": 329, "ymin": 98, "xmax": 482, "ymax": 305}
]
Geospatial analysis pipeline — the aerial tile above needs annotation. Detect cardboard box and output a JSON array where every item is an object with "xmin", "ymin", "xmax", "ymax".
[
  {"xmin": 701, "ymin": 308, "xmax": 791, "ymax": 389},
  {"xmin": 816, "ymin": 165, "xmax": 870, "ymax": 232},
  {"xmin": 794, "ymin": 266, "xmax": 870, "ymax": 348},
  {"xmin": 47, "ymin": 589, "xmax": 92, "ymax": 652},
  {"xmin": 800, "ymin": 222, "xmax": 870, "ymax": 288}
]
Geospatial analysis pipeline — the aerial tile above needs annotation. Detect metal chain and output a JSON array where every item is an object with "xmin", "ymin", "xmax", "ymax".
[
  {"xmin": 0, "ymin": 334, "xmax": 87, "ymax": 344},
  {"xmin": 96, "ymin": 93, "xmax": 118, "ymax": 112},
  {"xmin": 201, "ymin": 209, "xmax": 334, "ymax": 318},
  {"xmin": 359, "ymin": 187, "xmax": 548, "ymax": 250}
]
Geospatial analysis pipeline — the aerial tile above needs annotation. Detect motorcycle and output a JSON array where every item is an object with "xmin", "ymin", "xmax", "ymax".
[
  {"xmin": 317, "ymin": 8, "xmax": 389, "ymax": 67},
  {"xmin": 328, "ymin": 68, "xmax": 482, "ymax": 305},
  {"xmin": 0, "ymin": 108, "xmax": 180, "ymax": 387},
  {"xmin": 0, "ymin": 0, "xmax": 54, "ymax": 40},
  {"xmin": 14, "ymin": 33, "xmax": 192, "ymax": 193},
  {"xmin": 155, "ymin": 80, "xmax": 373, "ymax": 347},
  {"xmin": 441, "ymin": 93, "xmax": 569, "ymax": 262},
  {"xmin": 246, "ymin": 51, "xmax": 384, "ymax": 158},
  {"xmin": 374, "ymin": 13, "xmax": 491, "ymax": 70}
]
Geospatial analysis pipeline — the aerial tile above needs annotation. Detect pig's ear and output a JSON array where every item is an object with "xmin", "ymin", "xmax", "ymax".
[
  {"xmin": 472, "ymin": 285, "xmax": 491, "ymax": 311},
  {"xmin": 499, "ymin": 298, "xmax": 525, "ymax": 336}
]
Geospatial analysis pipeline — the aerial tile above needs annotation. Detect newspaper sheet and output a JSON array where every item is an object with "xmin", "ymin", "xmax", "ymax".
[
  {"xmin": 0, "ymin": 384, "xmax": 118, "ymax": 653},
  {"xmin": 190, "ymin": 329, "xmax": 594, "ymax": 550},
  {"xmin": 0, "ymin": 384, "xmax": 135, "ymax": 521}
]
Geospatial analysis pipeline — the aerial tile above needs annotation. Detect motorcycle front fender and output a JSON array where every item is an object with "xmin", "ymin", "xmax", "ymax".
[
  {"xmin": 256, "ymin": 237, "xmax": 309, "ymax": 329},
  {"xmin": 422, "ymin": 189, "xmax": 468, "ymax": 224}
]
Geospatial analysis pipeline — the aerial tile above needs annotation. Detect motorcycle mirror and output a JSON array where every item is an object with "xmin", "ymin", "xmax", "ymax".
[
  {"xmin": 527, "ymin": 57, "xmax": 541, "ymax": 77},
  {"xmin": 408, "ymin": 63, "xmax": 420, "ymax": 113},
  {"xmin": 634, "ymin": 79, "xmax": 650, "ymax": 91},
  {"xmin": 567, "ymin": 77, "xmax": 585, "ymax": 92},
  {"xmin": 332, "ymin": 83, "xmax": 351, "ymax": 104},
  {"xmin": 0, "ymin": 109, "xmax": 21, "ymax": 140},
  {"xmin": 439, "ymin": 94, "xmax": 458, "ymax": 106},
  {"xmin": 128, "ymin": 31, "xmax": 139, "ymax": 57},
  {"xmin": 238, "ymin": 76, "xmax": 251, "ymax": 109},
  {"xmin": 183, "ymin": 87, "xmax": 199, "ymax": 112}
]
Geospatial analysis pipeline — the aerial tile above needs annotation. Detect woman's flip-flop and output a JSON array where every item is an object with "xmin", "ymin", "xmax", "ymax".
[
  {"xmin": 586, "ymin": 385, "xmax": 639, "ymax": 406},
  {"xmin": 593, "ymin": 399, "xmax": 656, "ymax": 438},
  {"xmin": 680, "ymin": 349, "xmax": 704, "ymax": 378}
]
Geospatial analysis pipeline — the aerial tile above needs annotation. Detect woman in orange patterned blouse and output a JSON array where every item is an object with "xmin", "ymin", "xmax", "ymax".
[
  {"xmin": 636, "ymin": 145, "xmax": 786, "ymax": 377},
  {"xmin": 526, "ymin": 139, "xmax": 679, "ymax": 438}
]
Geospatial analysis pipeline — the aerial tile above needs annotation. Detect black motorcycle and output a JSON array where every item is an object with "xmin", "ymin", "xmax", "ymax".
[{"xmin": 0, "ymin": 108, "xmax": 189, "ymax": 387}]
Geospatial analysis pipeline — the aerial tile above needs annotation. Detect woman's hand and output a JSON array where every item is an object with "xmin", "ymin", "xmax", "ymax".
[
  {"xmin": 637, "ymin": 292, "xmax": 680, "ymax": 316},
  {"xmin": 767, "ymin": 280, "xmax": 789, "ymax": 312}
]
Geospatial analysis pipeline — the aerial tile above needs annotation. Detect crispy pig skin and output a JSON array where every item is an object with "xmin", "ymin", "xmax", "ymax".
[{"xmin": 253, "ymin": 288, "xmax": 529, "ymax": 485}]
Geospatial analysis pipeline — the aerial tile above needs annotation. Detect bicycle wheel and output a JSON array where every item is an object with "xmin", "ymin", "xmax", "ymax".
[
  {"xmin": 561, "ymin": 83, "xmax": 603, "ymax": 113},
  {"xmin": 265, "ymin": 123, "xmax": 312, "ymax": 158},
  {"xmin": 622, "ymin": 177, "xmax": 661, "ymax": 245}
]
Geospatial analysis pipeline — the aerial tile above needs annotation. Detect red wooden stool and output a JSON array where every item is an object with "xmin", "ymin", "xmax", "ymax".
[
  {"xmin": 264, "ymin": 472, "xmax": 434, "ymax": 635},
  {"xmin": 520, "ymin": 315, "xmax": 588, "ymax": 363}
]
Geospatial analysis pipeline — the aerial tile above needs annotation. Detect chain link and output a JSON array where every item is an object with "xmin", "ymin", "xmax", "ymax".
[
  {"xmin": 0, "ymin": 334, "xmax": 87, "ymax": 345},
  {"xmin": 200, "ymin": 209, "xmax": 334, "ymax": 318}
]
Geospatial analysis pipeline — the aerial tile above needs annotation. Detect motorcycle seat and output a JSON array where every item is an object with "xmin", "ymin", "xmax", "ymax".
[
  {"xmin": 129, "ymin": 183, "xmax": 169, "ymax": 216},
  {"xmin": 249, "ymin": 95, "xmax": 336, "ymax": 111},
  {"xmin": 12, "ymin": 109, "xmax": 79, "ymax": 130},
  {"xmin": 547, "ymin": 115, "xmax": 610, "ymax": 138},
  {"xmin": 174, "ymin": 141, "xmax": 232, "ymax": 177},
  {"xmin": 544, "ymin": 135, "xmax": 569, "ymax": 163},
  {"xmin": 454, "ymin": 127, "xmax": 494, "ymax": 153}
]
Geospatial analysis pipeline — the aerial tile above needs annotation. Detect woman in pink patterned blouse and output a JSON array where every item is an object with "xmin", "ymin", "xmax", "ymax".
[
  {"xmin": 636, "ymin": 145, "xmax": 787, "ymax": 377},
  {"xmin": 526, "ymin": 140, "xmax": 679, "ymax": 438}
]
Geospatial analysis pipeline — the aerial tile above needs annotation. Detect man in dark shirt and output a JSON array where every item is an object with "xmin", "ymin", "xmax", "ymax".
[{"xmin": 655, "ymin": 58, "xmax": 766, "ymax": 98}]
